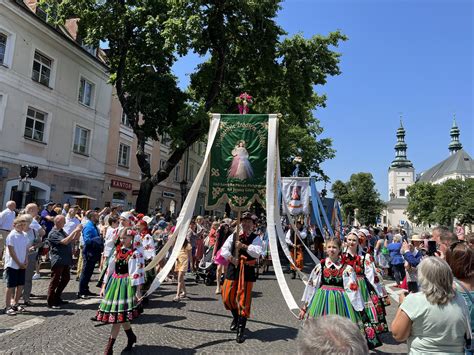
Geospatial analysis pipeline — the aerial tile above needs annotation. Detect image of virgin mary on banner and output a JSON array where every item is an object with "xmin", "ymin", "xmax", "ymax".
[
  {"xmin": 206, "ymin": 114, "xmax": 268, "ymax": 211},
  {"xmin": 281, "ymin": 177, "xmax": 310, "ymax": 216}
]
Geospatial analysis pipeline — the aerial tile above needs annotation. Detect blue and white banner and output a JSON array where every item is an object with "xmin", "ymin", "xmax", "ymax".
[{"xmin": 281, "ymin": 177, "xmax": 310, "ymax": 216}]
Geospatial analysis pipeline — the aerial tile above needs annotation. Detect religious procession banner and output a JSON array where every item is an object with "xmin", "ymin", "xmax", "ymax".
[
  {"xmin": 206, "ymin": 114, "xmax": 269, "ymax": 211},
  {"xmin": 281, "ymin": 177, "xmax": 310, "ymax": 216}
]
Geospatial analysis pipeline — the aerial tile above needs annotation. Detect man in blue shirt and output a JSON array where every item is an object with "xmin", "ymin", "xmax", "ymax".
[{"xmin": 78, "ymin": 211, "xmax": 103, "ymax": 298}]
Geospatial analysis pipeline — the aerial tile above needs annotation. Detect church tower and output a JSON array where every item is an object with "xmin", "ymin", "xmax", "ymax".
[
  {"xmin": 448, "ymin": 117, "xmax": 463, "ymax": 155},
  {"xmin": 388, "ymin": 120, "xmax": 415, "ymax": 200}
]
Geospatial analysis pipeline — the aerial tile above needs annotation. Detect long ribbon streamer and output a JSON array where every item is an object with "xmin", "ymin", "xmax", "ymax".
[
  {"xmin": 266, "ymin": 115, "xmax": 300, "ymax": 317},
  {"xmin": 144, "ymin": 115, "xmax": 221, "ymax": 297}
]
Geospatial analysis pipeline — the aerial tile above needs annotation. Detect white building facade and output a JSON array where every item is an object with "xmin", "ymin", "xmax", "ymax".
[{"xmin": 0, "ymin": 0, "xmax": 112, "ymax": 208}]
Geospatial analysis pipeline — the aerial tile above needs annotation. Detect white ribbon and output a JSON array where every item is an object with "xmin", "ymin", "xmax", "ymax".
[
  {"xmin": 144, "ymin": 115, "xmax": 221, "ymax": 297},
  {"xmin": 266, "ymin": 114, "xmax": 300, "ymax": 316}
]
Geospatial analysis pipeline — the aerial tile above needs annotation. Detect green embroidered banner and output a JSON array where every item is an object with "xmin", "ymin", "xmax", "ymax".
[{"xmin": 206, "ymin": 114, "xmax": 268, "ymax": 211}]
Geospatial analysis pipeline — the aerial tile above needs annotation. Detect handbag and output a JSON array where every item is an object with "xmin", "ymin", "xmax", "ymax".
[{"xmin": 214, "ymin": 249, "xmax": 229, "ymax": 266}]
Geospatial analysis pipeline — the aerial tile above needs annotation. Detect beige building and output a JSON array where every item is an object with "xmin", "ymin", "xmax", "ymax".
[
  {"xmin": 0, "ymin": 0, "xmax": 112, "ymax": 209},
  {"xmin": 103, "ymin": 92, "xmax": 208, "ymax": 215}
]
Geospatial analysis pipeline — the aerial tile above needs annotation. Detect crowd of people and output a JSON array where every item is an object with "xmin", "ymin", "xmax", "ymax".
[{"xmin": 0, "ymin": 199, "xmax": 473, "ymax": 354}]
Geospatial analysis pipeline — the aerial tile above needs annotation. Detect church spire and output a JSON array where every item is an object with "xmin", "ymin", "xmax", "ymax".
[
  {"xmin": 448, "ymin": 116, "xmax": 463, "ymax": 155},
  {"xmin": 390, "ymin": 119, "xmax": 413, "ymax": 168}
]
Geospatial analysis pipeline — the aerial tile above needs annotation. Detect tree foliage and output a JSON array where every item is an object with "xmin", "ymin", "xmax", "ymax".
[
  {"xmin": 406, "ymin": 178, "xmax": 473, "ymax": 226},
  {"xmin": 49, "ymin": 0, "xmax": 346, "ymax": 212},
  {"xmin": 331, "ymin": 173, "xmax": 385, "ymax": 226},
  {"xmin": 406, "ymin": 182, "xmax": 437, "ymax": 225}
]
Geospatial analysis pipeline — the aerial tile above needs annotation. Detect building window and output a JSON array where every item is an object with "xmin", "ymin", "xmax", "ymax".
[
  {"xmin": 118, "ymin": 143, "xmax": 130, "ymax": 168},
  {"xmin": 174, "ymin": 165, "xmax": 180, "ymax": 182},
  {"xmin": 24, "ymin": 107, "xmax": 46, "ymax": 142},
  {"xmin": 0, "ymin": 33, "xmax": 6, "ymax": 65},
  {"xmin": 32, "ymin": 51, "xmax": 52, "ymax": 86},
  {"xmin": 401, "ymin": 178, "xmax": 405, "ymax": 181},
  {"xmin": 121, "ymin": 110, "xmax": 131, "ymax": 127},
  {"xmin": 78, "ymin": 77, "xmax": 94, "ymax": 107},
  {"xmin": 399, "ymin": 189, "xmax": 405, "ymax": 197},
  {"xmin": 73, "ymin": 126, "xmax": 90, "ymax": 155}
]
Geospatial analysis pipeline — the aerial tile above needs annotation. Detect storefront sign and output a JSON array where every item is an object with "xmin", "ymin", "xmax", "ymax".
[
  {"xmin": 111, "ymin": 179, "xmax": 132, "ymax": 190},
  {"xmin": 163, "ymin": 191, "xmax": 175, "ymax": 198}
]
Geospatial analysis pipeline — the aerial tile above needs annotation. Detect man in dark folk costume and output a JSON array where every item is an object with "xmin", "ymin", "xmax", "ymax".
[
  {"xmin": 285, "ymin": 219, "xmax": 307, "ymax": 279},
  {"xmin": 220, "ymin": 212, "xmax": 262, "ymax": 343}
]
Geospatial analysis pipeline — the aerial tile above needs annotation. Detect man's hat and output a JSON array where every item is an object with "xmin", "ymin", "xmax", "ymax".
[
  {"xmin": 241, "ymin": 211, "xmax": 257, "ymax": 222},
  {"xmin": 410, "ymin": 234, "xmax": 424, "ymax": 242}
]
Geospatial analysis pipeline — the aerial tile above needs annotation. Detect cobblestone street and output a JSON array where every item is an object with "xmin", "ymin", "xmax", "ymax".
[{"xmin": 0, "ymin": 264, "xmax": 407, "ymax": 354}]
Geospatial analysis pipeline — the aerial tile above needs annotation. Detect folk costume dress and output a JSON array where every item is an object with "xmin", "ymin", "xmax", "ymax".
[
  {"xmin": 140, "ymin": 230, "xmax": 156, "ymax": 292},
  {"xmin": 343, "ymin": 251, "xmax": 390, "ymax": 335},
  {"xmin": 96, "ymin": 242, "xmax": 145, "ymax": 324},
  {"xmin": 302, "ymin": 258, "xmax": 382, "ymax": 350},
  {"xmin": 285, "ymin": 227, "xmax": 306, "ymax": 271}
]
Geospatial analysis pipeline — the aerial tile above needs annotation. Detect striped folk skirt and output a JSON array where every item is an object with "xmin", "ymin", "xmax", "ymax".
[
  {"xmin": 307, "ymin": 285, "xmax": 359, "ymax": 323},
  {"xmin": 96, "ymin": 273, "xmax": 141, "ymax": 324}
]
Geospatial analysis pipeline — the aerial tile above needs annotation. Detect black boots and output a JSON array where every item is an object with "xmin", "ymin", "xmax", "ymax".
[
  {"xmin": 104, "ymin": 337, "xmax": 115, "ymax": 355},
  {"xmin": 230, "ymin": 309, "xmax": 239, "ymax": 331},
  {"xmin": 123, "ymin": 328, "xmax": 137, "ymax": 352},
  {"xmin": 236, "ymin": 316, "xmax": 247, "ymax": 343}
]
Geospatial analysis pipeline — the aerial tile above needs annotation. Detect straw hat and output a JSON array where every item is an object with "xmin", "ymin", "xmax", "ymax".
[{"xmin": 410, "ymin": 234, "xmax": 424, "ymax": 242}]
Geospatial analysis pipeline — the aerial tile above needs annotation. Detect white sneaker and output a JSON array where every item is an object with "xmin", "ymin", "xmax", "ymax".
[{"xmin": 32, "ymin": 273, "xmax": 41, "ymax": 280}]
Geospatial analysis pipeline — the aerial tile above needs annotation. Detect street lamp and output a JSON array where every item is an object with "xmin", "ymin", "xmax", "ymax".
[{"xmin": 180, "ymin": 179, "xmax": 188, "ymax": 212}]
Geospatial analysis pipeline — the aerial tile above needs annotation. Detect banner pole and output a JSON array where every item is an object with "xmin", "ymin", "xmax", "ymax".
[{"xmin": 233, "ymin": 210, "xmax": 241, "ymax": 258}]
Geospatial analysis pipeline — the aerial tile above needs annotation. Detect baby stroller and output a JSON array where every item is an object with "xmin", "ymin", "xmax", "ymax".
[{"xmin": 195, "ymin": 246, "xmax": 217, "ymax": 286}]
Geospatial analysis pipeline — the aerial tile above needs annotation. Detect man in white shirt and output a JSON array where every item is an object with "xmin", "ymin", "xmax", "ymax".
[
  {"xmin": 220, "ymin": 212, "xmax": 262, "ymax": 344},
  {"xmin": 285, "ymin": 220, "xmax": 307, "ymax": 279},
  {"xmin": 24, "ymin": 203, "xmax": 45, "ymax": 280},
  {"xmin": 63, "ymin": 206, "xmax": 81, "ymax": 236},
  {"xmin": 0, "ymin": 200, "xmax": 16, "ymax": 264}
]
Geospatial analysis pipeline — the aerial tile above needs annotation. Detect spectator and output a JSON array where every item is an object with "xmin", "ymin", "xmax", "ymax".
[
  {"xmin": 456, "ymin": 223, "xmax": 466, "ymax": 241},
  {"xmin": 4, "ymin": 216, "xmax": 28, "ymax": 315},
  {"xmin": 0, "ymin": 200, "xmax": 17, "ymax": 265},
  {"xmin": 446, "ymin": 241, "xmax": 474, "ymax": 335},
  {"xmin": 24, "ymin": 203, "xmax": 45, "ymax": 281},
  {"xmin": 47, "ymin": 215, "xmax": 82, "ymax": 309},
  {"xmin": 61, "ymin": 203, "xmax": 70, "ymax": 216},
  {"xmin": 374, "ymin": 231, "xmax": 390, "ymax": 274},
  {"xmin": 431, "ymin": 226, "xmax": 457, "ymax": 258},
  {"xmin": 387, "ymin": 234, "xmax": 406, "ymax": 286},
  {"xmin": 187, "ymin": 220, "xmax": 198, "ymax": 272},
  {"xmin": 391, "ymin": 257, "xmax": 471, "ymax": 353},
  {"xmin": 21, "ymin": 214, "xmax": 41, "ymax": 306},
  {"xmin": 401, "ymin": 235, "xmax": 426, "ymax": 293},
  {"xmin": 40, "ymin": 202, "xmax": 57, "ymax": 262},
  {"xmin": 173, "ymin": 237, "xmax": 192, "ymax": 302},
  {"xmin": 63, "ymin": 206, "xmax": 81, "ymax": 236},
  {"xmin": 78, "ymin": 211, "xmax": 103, "ymax": 298},
  {"xmin": 297, "ymin": 315, "xmax": 369, "ymax": 355},
  {"xmin": 212, "ymin": 222, "xmax": 231, "ymax": 294}
]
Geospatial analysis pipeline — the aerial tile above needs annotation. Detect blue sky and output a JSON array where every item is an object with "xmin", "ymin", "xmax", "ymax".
[{"xmin": 173, "ymin": 0, "xmax": 473, "ymax": 200}]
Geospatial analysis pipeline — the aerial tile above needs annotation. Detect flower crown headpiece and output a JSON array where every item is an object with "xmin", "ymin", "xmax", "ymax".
[{"xmin": 126, "ymin": 229, "xmax": 137, "ymax": 237}]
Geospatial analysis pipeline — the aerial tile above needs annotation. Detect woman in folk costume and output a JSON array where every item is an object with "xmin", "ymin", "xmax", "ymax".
[
  {"xmin": 343, "ymin": 231, "xmax": 390, "ymax": 336},
  {"xmin": 299, "ymin": 237, "xmax": 381, "ymax": 350},
  {"xmin": 136, "ymin": 219, "xmax": 156, "ymax": 301},
  {"xmin": 96, "ymin": 227, "xmax": 145, "ymax": 355}
]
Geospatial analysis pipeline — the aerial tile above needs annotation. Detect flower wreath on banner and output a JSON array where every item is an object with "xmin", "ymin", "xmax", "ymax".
[{"xmin": 235, "ymin": 92, "xmax": 253, "ymax": 114}]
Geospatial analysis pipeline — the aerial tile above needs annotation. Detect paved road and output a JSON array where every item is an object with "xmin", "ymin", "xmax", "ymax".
[{"xmin": 0, "ymin": 265, "xmax": 407, "ymax": 354}]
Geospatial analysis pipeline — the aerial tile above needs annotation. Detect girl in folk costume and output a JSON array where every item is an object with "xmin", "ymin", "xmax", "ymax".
[
  {"xmin": 137, "ymin": 220, "xmax": 156, "ymax": 299},
  {"xmin": 299, "ymin": 237, "xmax": 382, "ymax": 350},
  {"xmin": 97, "ymin": 217, "xmax": 120, "ymax": 287},
  {"xmin": 343, "ymin": 231, "xmax": 390, "ymax": 336},
  {"xmin": 96, "ymin": 227, "xmax": 145, "ymax": 355}
]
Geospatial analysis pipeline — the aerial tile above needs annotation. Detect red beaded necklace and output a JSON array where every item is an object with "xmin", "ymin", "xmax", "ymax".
[{"xmin": 116, "ymin": 244, "xmax": 133, "ymax": 261}]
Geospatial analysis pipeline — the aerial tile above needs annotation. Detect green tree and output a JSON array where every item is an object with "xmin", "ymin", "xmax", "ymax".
[
  {"xmin": 456, "ymin": 178, "xmax": 474, "ymax": 225},
  {"xmin": 406, "ymin": 182, "xmax": 438, "ymax": 226},
  {"xmin": 434, "ymin": 178, "xmax": 473, "ymax": 226},
  {"xmin": 50, "ymin": 0, "xmax": 346, "ymax": 212},
  {"xmin": 331, "ymin": 180, "xmax": 355, "ymax": 224},
  {"xmin": 331, "ymin": 173, "xmax": 384, "ymax": 226}
]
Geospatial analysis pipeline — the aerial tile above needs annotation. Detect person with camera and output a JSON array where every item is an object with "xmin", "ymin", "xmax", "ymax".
[
  {"xmin": 401, "ymin": 235, "xmax": 427, "ymax": 293},
  {"xmin": 392, "ymin": 257, "xmax": 471, "ymax": 354}
]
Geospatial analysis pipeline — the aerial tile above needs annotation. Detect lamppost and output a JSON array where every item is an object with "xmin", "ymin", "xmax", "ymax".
[
  {"xmin": 18, "ymin": 165, "xmax": 38, "ymax": 209},
  {"xmin": 180, "ymin": 179, "xmax": 188, "ymax": 213}
]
